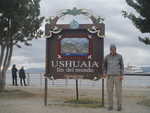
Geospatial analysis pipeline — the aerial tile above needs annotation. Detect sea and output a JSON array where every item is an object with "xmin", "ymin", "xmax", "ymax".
[{"xmin": 6, "ymin": 73, "xmax": 150, "ymax": 89}]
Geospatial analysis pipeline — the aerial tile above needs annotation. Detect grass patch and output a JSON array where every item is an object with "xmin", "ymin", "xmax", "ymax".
[
  {"xmin": 137, "ymin": 99, "xmax": 150, "ymax": 107},
  {"xmin": 50, "ymin": 98, "xmax": 103, "ymax": 108},
  {"xmin": 65, "ymin": 98, "xmax": 101, "ymax": 104},
  {"xmin": 0, "ymin": 89, "xmax": 34, "ymax": 99}
]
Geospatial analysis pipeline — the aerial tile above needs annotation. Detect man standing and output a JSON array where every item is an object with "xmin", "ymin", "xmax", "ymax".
[
  {"xmin": 103, "ymin": 44, "xmax": 124, "ymax": 111},
  {"xmin": 19, "ymin": 67, "xmax": 27, "ymax": 86},
  {"xmin": 11, "ymin": 64, "xmax": 18, "ymax": 86}
]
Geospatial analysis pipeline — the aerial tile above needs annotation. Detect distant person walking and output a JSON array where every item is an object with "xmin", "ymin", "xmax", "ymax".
[
  {"xmin": 103, "ymin": 44, "xmax": 124, "ymax": 111},
  {"xmin": 19, "ymin": 67, "xmax": 27, "ymax": 86},
  {"xmin": 11, "ymin": 64, "xmax": 18, "ymax": 86}
]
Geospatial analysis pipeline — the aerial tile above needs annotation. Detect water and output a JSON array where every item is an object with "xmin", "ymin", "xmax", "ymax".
[{"xmin": 6, "ymin": 73, "xmax": 150, "ymax": 88}]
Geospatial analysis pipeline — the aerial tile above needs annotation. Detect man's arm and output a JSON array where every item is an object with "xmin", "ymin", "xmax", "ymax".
[
  {"xmin": 15, "ymin": 68, "xmax": 18, "ymax": 72},
  {"xmin": 118, "ymin": 55, "xmax": 124, "ymax": 80},
  {"xmin": 120, "ymin": 55, "xmax": 124, "ymax": 76}
]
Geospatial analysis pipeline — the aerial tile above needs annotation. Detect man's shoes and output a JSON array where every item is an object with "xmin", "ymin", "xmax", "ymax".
[
  {"xmin": 108, "ymin": 107, "xmax": 113, "ymax": 111},
  {"xmin": 117, "ymin": 106, "xmax": 122, "ymax": 111}
]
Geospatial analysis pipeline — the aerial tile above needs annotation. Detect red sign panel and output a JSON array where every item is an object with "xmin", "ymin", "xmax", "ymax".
[{"xmin": 45, "ymin": 24, "xmax": 104, "ymax": 79}]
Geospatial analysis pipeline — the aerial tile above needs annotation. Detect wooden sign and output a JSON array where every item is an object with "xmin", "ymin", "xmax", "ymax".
[{"xmin": 45, "ymin": 8, "xmax": 105, "ymax": 79}]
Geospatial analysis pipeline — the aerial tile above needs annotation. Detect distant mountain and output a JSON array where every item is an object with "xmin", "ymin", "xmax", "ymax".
[
  {"xmin": 7, "ymin": 68, "xmax": 45, "ymax": 74},
  {"xmin": 26, "ymin": 68, "xmax": 45, "ymax": 73}
]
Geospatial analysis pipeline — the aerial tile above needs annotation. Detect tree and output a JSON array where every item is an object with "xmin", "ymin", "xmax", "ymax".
[
  {"xmin": 123, "ymin": 0, "xmax": 150, "ymax": 44},
  {"xmin": 0, "ymin": 0, "xmax": 44, "ymax": 91}
]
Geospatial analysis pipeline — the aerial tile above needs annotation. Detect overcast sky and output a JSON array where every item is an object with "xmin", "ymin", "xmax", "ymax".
[{"xmin": 11, "ymin": 0, "xmax": 150, "ymax": 69}]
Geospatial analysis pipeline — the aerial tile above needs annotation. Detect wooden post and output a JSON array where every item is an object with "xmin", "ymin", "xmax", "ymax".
[
  {"xmin": 102, "ymin": 78, "xmax": 104, "ymax": 106},
  {"xmin": 44, "ymin": 77, "xmax": 48, "ymax": 106},
  {"xmin": 76, "ymin": 79, "xmax": 79, "ymax": 101}
]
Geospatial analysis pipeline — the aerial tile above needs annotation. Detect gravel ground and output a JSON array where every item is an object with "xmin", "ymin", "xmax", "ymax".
[{"xmin": 0, "ymin": 86, "xmax": 150, "ymax": 113}]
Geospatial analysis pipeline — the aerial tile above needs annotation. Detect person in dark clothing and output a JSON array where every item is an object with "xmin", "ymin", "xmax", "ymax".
[
  {"xmin": 19, "ymin": 67, "xmax": 27, "ymax": 86},
  {"xmin": 11, "ymin": 64, "xmax": 18, "ymax": 86}
]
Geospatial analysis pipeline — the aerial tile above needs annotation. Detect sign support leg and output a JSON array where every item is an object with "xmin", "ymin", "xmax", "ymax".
[
  {"xmin": 102, "ymin": 78, "xmax": 105, "ymax": 107},
  {"xmin": 76, "ymin": 79, "xmax": 79, "ymax": 101},
  {"xmin": 44, "ymin": 77, "xmax": 48, "ymax": 106}
]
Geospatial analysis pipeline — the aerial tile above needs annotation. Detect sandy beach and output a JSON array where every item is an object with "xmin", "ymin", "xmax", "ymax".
[{"xmin": 0, "ymin": 86, "xmax": 150, "ymax": 113}]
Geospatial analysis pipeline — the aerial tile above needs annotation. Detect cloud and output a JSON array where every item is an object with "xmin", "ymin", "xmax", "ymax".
[
  {"xmin": 11, "ymin": 38, "xmax": 45, "ymax": 69},
  {"xmin": 120, "ymin": 47, "xmax": 150, "ymax": 65}
]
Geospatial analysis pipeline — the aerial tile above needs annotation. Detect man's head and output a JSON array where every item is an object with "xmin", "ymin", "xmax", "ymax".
[{"xmin": 110, "ymin": 44, "xmax": 116, "ymax": 55}]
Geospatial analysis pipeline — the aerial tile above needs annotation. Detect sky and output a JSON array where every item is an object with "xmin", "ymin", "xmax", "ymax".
[{"xmin": 11, "ymin": 0, "xmax": 150, "ymax": 69}]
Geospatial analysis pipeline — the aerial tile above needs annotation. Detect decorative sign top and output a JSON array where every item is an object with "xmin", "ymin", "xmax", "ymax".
[
  {"xmin": 60, "ymin": 7, "xmax": 89, "ymax": 16},
  {"xmin": 46, "ymin": 7, "xmax": 104, "ymax": 25},
  {"xmin": 70, "ymin": 20, "xmax": 80, "ymax": 29},
  {"xmin": 45, "ymin": 7, "xmax": 105, "ymax": 39}
]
